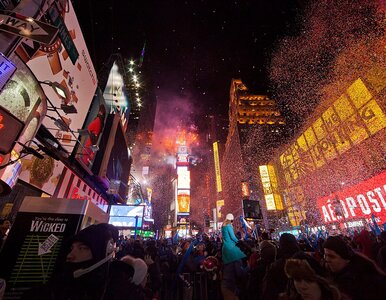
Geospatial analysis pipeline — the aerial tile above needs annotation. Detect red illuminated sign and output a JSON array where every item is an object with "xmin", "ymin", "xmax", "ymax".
[
  {"xmin": 0, "ymin": 106, "xmax": 24, "ymax": 154},
  {"xmin": 317, "ymin": 170, "xmax": 386, "ymax": 224}
]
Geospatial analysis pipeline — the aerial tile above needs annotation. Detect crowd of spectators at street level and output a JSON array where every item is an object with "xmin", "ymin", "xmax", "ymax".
[
  {"xmin": 2, "ymin": 219, "xmax": 386, "ymax": 300},
  {"xmin": 114, "ymin": 225, "xmax": 386, "ymax": 300}
]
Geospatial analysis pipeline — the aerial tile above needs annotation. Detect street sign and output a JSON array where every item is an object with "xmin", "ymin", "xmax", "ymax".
[{"xmin": 0, "ymin": 11, "xmax": 58, "ymax": 45}]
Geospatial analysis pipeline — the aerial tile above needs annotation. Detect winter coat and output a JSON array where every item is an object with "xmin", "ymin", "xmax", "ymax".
[
  {"xmin": 221, "ymin": 224, "xmax": 246, "ymax": 265},
  {"xmin": 330, "ymin": 254, "xmax": 386, "ymax": 300},
  {"xmin": 21, "ymin": 260, "xmax": 144, "ymax": 300}
]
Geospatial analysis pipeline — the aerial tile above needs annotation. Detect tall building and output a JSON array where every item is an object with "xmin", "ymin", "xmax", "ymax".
[{"xmin": 221, "ymin": 79, "xmax": 287, "ymax": 226}]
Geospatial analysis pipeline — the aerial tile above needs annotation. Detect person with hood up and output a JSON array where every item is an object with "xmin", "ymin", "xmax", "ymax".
[
  {"xmin": 221, "ymin": 213, "xmax": 247, "ymax": 299},
  {"xmin": 23, "ymin": 223, "xmax": 146, "ymax": 300},
  {"xmin": 247, "ymin": 240, "xmax": 277, "ymax": 300},
  {"xmin": 280, "ymin": 259, "xmax": 343, "ymax": 300},
  {"xmin": 376, "ymin": 231, "xmax": 386, "ymax": 271},
  {"xmin": 261, "ymin": 233, "xmax": 321, "ymax": 300},
  {"xmin": 323, "ymin": 235, "xmax": 386, "ymax": 300}
]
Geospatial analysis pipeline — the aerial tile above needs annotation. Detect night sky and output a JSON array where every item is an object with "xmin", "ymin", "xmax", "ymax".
[{"xmin": 73, "ymin": 0, "xmax": 305, "ymax": 116}]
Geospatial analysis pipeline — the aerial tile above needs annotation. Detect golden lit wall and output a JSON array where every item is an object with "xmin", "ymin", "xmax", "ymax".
[{"xmin": 280, "ymin": 78, "xmax": 386, "ymax": 185}]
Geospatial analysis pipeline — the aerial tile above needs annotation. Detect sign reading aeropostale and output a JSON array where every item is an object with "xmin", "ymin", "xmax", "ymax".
[{"xmin": 317, "ymin": 170, "xmax": 386, "ymax": 224}]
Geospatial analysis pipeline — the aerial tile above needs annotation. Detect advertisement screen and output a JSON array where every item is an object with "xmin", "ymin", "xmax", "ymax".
[
  {"xmin": 213, "ymin": 141, "xmax": 222, "ymax": 192},
  {"xmin": 103, "ymin": 62, "xmax": 130, "ymax": 130},
  {"xmin": 177, "ymin": 166, "xmax": 190, "ymax": 189},
  {"xmin": 317, "ymin": 170, "xmax": 386, "ymax": 224},
  {"xmin": 75, "ymin": 88, "xmax": 107, "ymax": 170},
  {"xmin": 177, "ymin": 190, "xmax": 190, "ymax": 214},
  {"xmin": 109, "ymin": 205, "xmax": 144, "ymax": 228},
  {"xmin": 16, "ymin": 1, "xmax": 97, "ymax": 154}
]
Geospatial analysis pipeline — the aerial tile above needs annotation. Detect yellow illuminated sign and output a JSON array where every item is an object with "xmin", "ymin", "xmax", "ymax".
[
  {"xmin": 216, "ymin": 200, "xmax": 224, "ymax": 218},
  {"xmin": 213, "ymin": 142, "xmax": 222, "ymax": 192},
  {"xmin": 280, "ymin": 78, "xmax": 386, "ymax": 185},
  {"xmin": 258, "ymin": 164, "xmax": 285, "ymax": 211}
]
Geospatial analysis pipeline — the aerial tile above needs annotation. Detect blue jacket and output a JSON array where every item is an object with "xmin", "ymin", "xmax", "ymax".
[{"xmin": 222, "ymin": 224, "xmax": 246, "ymax": 264}]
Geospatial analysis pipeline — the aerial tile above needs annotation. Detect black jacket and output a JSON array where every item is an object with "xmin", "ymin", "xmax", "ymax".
[
  {"xmin": 330, "ymin": 254, "xmax": 386, "ymax": 300},
  {"xmin": 22, "ymin": 260, "xmax": 143, "ymax": 300}
]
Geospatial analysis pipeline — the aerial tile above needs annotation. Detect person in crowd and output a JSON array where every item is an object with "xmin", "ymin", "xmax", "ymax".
[
  {"xmin": 0, "ymin": 219, "xmax": 11, "ymax": 251},
  {"xmin": 323, "ymin": 235, "xmax": 386, "ymax": 300},
  {"xmin": 23, "ymin": 223, "xmax": 147, "ymax": 300},
  {"xmin": 247, "ymin": 239, "xmax": 277, "ymax": 300},
  {"xmin": 353, "ymin": 229, "xmax": 375, "ymax": 259},
  {"xmin": 376, "ymin": 231, "xmax": 386, "ymax": 272},
  {"xmin": 143, "ymin": 241, "xmax": 162, "ymax": 300},
  {"xmin": 261, "ymin": 233, "xmax": 301, "ymax": 300},
  {"xmin": 221, "ymin": 213, "xmax": 247, "ymax": 300},
  {"xmin": 280, "ymin": 259, "xmax": 342, "ymax": 300}
]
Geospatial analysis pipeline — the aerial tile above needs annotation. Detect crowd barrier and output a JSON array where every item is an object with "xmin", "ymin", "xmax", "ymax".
[{"xmin": 159, "ymin": 272, "xmax": 222, "ymax": 300}]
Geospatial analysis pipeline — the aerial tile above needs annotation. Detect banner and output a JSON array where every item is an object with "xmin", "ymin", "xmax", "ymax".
[{"xmin": 317, "ymin": 170, "xmax": 386, "ymax": 224}]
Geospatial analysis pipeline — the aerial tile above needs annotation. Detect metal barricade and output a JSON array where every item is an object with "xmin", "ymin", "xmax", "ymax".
[{"xmin": 160, "ymin": 272, "xmax": 220, "ymax": 300}]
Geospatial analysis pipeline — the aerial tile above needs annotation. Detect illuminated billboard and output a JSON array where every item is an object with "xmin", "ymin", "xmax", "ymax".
[
  {"xmin": 241, "ymin": 181, "xmax": 250, "ymax": 198},
  {"xmin": 213, "ymin": 141, "xmax": 222, "ymax": 192},
  {"xmin": 109, "ymin": 205, "xmax": 144, "ymax": 228},
  {"xmin": 280, "ymin": 78, "xmax": 386, "ymax": 185},
  {"xmin": 317, "ymin": 170, "xmax": 386, "ymax": 224},
  {"xmin": 216, "ymin": 200, "xmax": 224, "ymax": 218},
  {"xmin": 177, "ymin": 166, "xmax": 190, "ymax": 189},
  {"xmin": 75, "ymin": 88, "xmax": 107, "ymax": 170},
  {"xmin": 177, "ymin": 189, "xmax": 190, "ymax": 214},
  {"xmin": 16, "ymin": 1, "xmax": 98, "ymax": 154},
  {"xmin": 103, "ymin": 62, "xmax": 130, "ymax": 131},
  {"xmin": 259, "ymin": 165, "xmax": 283, "ymax": 210}
]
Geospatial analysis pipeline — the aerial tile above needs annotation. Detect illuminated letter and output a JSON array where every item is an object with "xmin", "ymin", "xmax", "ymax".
[
  {"xmin": 367, "ymin": 191, "xmax": 381, "ymax": 213},
  {"xmin": 339, "ymin": 200, "xmax": 349, "ymax": 218},
  {"xmin": 327, "ymin": 202, "xmax": 337, "ymax": 221},
  {"xmin": 357, "ymin": 194, "xmax": 371, "ymax": 215},
  {"xmin": 322, "ymin": 206, "xmax": 332, "ymax": 223},
  {"xmin": 345, "ymin": 197, "xmax": 357, "ymax": 217},
  {"xmin": 374, "ymin": 187, "xmax": 386, "ymax": 210}
]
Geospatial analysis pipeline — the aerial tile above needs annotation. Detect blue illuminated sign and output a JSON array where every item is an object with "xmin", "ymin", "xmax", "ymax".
[{"xmin": 0, "ymin": 52, "xmax": 16, "ymax": 93}]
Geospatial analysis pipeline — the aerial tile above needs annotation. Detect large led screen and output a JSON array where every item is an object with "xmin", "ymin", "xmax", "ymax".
[{"xmin": 109, "ymin": 205, "xmax": 144, "ymax": 228}]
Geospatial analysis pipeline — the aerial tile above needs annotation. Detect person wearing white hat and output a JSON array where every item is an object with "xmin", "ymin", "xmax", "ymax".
[{"xmin": 221, "ymin": 213, "xmax": 247, "ymax": 299}]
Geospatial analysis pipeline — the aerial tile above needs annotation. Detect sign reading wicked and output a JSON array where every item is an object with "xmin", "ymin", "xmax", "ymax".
[{"xmin": 0, "ymin": 197, "xmax": 85, "ymax": 299}]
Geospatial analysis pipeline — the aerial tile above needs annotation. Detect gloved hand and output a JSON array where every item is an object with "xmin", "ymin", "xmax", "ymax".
[{"xmin": 144, "ymin": 254, "xmax": 154, "ymax": 266}]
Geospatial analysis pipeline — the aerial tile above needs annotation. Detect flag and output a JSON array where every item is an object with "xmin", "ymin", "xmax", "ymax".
[
  {"xmin": 173, "ymin": 230, "xmax": 179, "ymax": 244},
  {"xmin": 369, "ymin": 223, "xmax": 376, "ymax": 236},
  {"xmin": 371, "ymin": 214, "xmax": 381, "ymax": 236},
  {"xmin": 383, "ymin": 223, "xmax": 386, "ymax": 231},
  {"xmin": 138, "ymin": 42, "xmax": 146, "ymax": 68}
]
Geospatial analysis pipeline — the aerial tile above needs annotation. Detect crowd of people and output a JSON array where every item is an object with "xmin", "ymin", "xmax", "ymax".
[{"xmin": 1, "ymin": 214, "xmax": 386, "ymax": 300}]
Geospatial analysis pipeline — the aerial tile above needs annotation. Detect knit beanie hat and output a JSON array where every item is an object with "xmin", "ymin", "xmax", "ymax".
[
  {"xmin": 279, "ymin": 233, "xmax": 299, "ymax": 257},
  {"xmin": 260, "ymin": 240, "xmax": 276, "ymax": 261},
  {"xmin": 323, "ymin": 236, "xmax": 354, "ymax": 259},
  {"xmin": 71, "ymin": 223, "xmax": 119, "ymax": 261}
]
